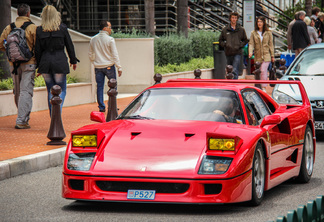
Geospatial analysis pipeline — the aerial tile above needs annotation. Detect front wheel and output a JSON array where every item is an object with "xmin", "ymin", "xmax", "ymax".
[
  {"xmin": 296, "ymin": 125, "xmax": 314, "ymax": 183},
  {"xmin": 250, "ymin": 143, "xmax": 265, "ymax": 206}
]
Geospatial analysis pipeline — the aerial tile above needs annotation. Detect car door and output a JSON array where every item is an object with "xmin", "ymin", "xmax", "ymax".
[{"xmin": 241, "ymin": 89, "xmax": 293, "ymax": 180}]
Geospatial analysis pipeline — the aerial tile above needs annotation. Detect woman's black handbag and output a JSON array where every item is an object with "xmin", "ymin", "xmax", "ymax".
[{"xmin": 269, "ymin": 62, "xmax": 276, "ymax": 87}]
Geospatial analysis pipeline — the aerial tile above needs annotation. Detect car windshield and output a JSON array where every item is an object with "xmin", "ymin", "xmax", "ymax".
[
  {"xmin": 118, "ymin": 88, "xmax": 244, "ymax": 123},
  {"xmin": 288, "ymin": 49, "xmax": 324, "ymax": 76}
]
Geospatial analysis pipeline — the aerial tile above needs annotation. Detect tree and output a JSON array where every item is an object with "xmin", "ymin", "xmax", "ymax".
[
  {"xmin": 305, "ymin": 0, "xmax": 312, "ymax": 16},
  {"xmin": 0, "ymin": 0, "xmax": 11, "ymax": 79},
  {"xmin": 177, "ymin": 0, "xmax": 188, "ymax": 37},
  {"xmin": 145, "ymin": 0, "xmax": 155, "ymax": 36}
]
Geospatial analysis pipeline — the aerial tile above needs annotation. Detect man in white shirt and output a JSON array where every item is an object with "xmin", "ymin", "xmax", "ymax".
[{"xmin": 89, "ymin": 21, "xmax": 122, "ymax": 112}]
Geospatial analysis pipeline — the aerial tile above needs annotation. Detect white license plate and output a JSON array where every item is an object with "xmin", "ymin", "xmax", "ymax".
[
  {"xmin": 127, "ymin": 190, "xmax": 156, "ymax": 200},
  {"xmin": 315, "ymin": 121, "xmax": 324, "ymax": 130}
]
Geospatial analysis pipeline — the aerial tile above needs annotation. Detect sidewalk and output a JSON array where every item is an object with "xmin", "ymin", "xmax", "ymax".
[{"xmin": 0, "ymin": 94, "xmax": 136, "ymax": 180}]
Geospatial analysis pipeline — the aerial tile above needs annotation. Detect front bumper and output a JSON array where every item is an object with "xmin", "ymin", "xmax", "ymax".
[
  {"xmin": 62, "ymin": 170, "xmax": 252, "ymax": 204},
  {"xmin": 313, "ymin": 107, "xmax": 324, "ymax": 130}
]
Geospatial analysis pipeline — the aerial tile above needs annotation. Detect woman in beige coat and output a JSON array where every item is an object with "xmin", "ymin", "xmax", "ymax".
[{"xmin": 249, "ymin": 16, "xmax": 275, "ymax": 92}]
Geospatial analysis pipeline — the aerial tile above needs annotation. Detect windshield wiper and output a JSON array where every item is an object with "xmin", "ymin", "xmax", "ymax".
[{"xmin": 121, "ymin": 115, "xmax": 154, "ymax": 120}]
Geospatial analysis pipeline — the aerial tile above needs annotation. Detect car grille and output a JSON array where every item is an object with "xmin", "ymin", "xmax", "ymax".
[{"xmin": 96, "ymin": 181, "xmax": 190, "ymax": 194}]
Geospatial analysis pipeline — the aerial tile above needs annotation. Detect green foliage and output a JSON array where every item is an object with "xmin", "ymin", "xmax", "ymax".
[
  {"xmin": 0, "ymin": 75, "xmax": 79, "ymax": 91},
  {"xmin": 111, "ymin": 28, "xmax": 151, "ymax": 38},
  {"xmin": 34, "ymin": 75, "xmax": 45, "ymax": 87},
  {"xmin": 67, "ymin": 75, "xmax": 78, "ymax": 84},
  {"xmin": 189, "ymin": 30, "xmax": 220, "ymax": 59},
  {"xmin": 276, "ymin": 1, "xmax": 305, "ymax": 31},
  {"xmin": 154, "ymin": 56, "xmax": 213, "ymax": 74},
  {"xmin": 0, "ymin": 78, "xmax": 13, "ymax": 90},
  {"xmin": 155, "ymin": 33, "xmax": 193, "ymax": 66},
  {"xmin": 155, "ymin": 30, "xmax": 220, "ymax": 66}
]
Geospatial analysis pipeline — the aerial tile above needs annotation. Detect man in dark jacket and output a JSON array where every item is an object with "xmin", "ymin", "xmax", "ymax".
[
  {"xmin": 292, "ymin": 11, "xmax": 310, "ymax": 56},
  {"xmin": 219, "ymin": 12, "xmax": 248, "ymax": 79}
]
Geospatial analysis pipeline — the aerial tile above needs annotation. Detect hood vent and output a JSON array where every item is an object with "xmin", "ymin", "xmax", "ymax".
[
  {"xmin": 131, "ymin": 132, "xmax": 141, "ymax": 140},
  {"xmin": 184, "ymin": 133, "xmax": 195, "ymax": 141}
]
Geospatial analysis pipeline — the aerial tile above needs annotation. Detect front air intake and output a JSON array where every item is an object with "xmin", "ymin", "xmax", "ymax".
[
  {"xmin": 204, "ymin": 184, "xmax": 222, "ymax": 195},
  {"xmin": 96, "ymin": 181, "xmax": 189, "ymax": 194},
  {"xmin": 69, "ymin": 179, "xmax": 84, "ymax": 191}
]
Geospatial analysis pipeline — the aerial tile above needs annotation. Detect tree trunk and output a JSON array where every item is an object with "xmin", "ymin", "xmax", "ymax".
[
  {"xmin": 145, "ymin": 0, "xmax": 155, "ymax": 36},
  {"xmin": 0, "ymin": 0, "xmax": 11, "ymax": 79},
  {"xmin": 177, "ymin": 0, "xmax": 188, "ymax": 38},
  {"xmin": 305, "ymin": 0, "xmax": 312, "ymax": 16}
]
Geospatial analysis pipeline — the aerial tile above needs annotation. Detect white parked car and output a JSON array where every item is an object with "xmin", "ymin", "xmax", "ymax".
[{"xmin": 272, "ymin": 43, "xmax": 324, "ymax": 131}]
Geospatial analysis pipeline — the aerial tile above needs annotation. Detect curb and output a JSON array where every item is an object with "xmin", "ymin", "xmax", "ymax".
[{"xmin": 0, "ymin": 147, "xmax": 66, "ymax": 181}]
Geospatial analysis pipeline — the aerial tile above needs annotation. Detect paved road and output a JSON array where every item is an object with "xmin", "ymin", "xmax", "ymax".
[{"xmin": 1, "ymin": 140, "xmax": 324, "ymax": 222}]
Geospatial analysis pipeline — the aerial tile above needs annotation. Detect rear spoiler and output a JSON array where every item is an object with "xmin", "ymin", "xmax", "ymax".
[{"xmin": 166, "ymin": 79, "xmax": 310, "ymax": 106}]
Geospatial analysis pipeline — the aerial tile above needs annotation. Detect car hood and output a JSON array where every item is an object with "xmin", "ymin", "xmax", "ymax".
[
  {"xmin": 91, "ymin": 120, "xmax": 247, "ymax": 178},
  {"xmin": 279, "ymin": 75, "xmax": 323, "ymax": 100}
]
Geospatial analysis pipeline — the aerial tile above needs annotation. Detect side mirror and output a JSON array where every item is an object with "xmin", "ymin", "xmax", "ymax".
[
  {"xmin": 276, "ymin": 70, "xmax": 284, "ymax": 79},
  {"xmin": 260, "ymin": 115, "xmax": 281, "ymax": 127},
  {"xmin": 90, "ymin": 111, "xmax": 106, "ymax": 123}
]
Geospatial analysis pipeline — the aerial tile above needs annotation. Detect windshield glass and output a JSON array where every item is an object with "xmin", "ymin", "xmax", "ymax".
[
  {"xmin": 288, "ymin": 49, "xmax": 324, "ymax": 76},
  {"xmin": 118, "ymin": 88, "xmax": 244, "ymax": 124}
]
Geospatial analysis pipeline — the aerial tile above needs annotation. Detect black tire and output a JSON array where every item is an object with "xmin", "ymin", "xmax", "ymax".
[
  {"xmin": 250, "ymin": 143, "xmax": 265, "ymax": 206},
  {"xmin": 296, "ymin": 125, "xmax": 314, "ymax": 183}
]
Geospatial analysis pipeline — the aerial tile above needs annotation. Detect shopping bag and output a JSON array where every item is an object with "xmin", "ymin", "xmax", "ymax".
[{"xmin": 280, "ymin": 50, "xmax": 295, "ymax": 67}]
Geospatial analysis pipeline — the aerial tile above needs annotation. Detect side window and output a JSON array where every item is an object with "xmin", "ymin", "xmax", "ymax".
[
  {"xmin": 245, "ymin": 101, "xmax": 258, "ymax": 126},
  {"xmin": 242, "ymin": 90, "xmax": 271, "ymax": 125}
]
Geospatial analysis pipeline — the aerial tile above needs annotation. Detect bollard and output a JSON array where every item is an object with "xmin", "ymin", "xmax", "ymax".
[
  {"xmin": 47, "ymin": 85, "xmax": 66, "ymax": 145},
  {"xmin": 286, "ymin": 210, "xmax": 298, "ymax": 222},
  {"xmin": 316, "ymin": 195, "xmax": 324, "ymax": 221},
  {"xmin": 279, "ymin": 59, "xmax": 287, "ymax": 73},
  {"xmin": 194, "ymin": 69, "xmax": 201, "ymax": 79},
  {"xmin": 153, "ymin": 73, "xmax": 162, "ymax": 85},
  {"xmin": 106, "ymin": 78, "xmax": 118, "ymax": 122},
  {"xmin": 213, "ymin": 42, "xmax": 226, "ymax": 79},
  {"xmin": 307, "ymin": 200, "xmax": 318, "ymax": 222},
  {"xmin": 297, "ymin": 205, "xmax": 308, "ymax": 222},
  {"xmin": 276, "ymin": 215, "xmax": 288, "ymax": 222},
  {"xmin": 225, "ymin": 65, "xmax": 234, "ymax": 79},
  {"xmin": 253, "ymin": 61, "xmax": 262, "ymax": 89}
]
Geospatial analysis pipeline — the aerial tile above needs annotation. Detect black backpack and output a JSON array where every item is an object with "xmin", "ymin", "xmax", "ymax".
[{"xmin": 5, "ymin": 21, "xmax": 34, "ymax": 74}]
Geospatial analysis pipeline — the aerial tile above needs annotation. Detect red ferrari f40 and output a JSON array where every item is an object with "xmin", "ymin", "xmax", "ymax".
[{"xmin": 62, "ymin": 79, "xmax": 315, "ymax": 206}]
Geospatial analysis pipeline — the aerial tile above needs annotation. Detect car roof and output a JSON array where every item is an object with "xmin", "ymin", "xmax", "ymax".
[
  {"xmin": 149, "ymin": 80, "xmax": 254, "ymax": 92},
  {"xmin": 306, "ymin": 42, "xmax": 324, "ymax": 49}
]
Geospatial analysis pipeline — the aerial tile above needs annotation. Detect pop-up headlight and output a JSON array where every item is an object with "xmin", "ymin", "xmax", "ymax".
[
  {"xmin": 209, "ymin": 138, "xmax": 235, "ymax": 151},
  {"xmin": 198, "ymin": 156, "xmax": 232, "ymax": 174},
  {"xmin": 72, "ymin": 135, "xmax": 97, "ymax": 147}
]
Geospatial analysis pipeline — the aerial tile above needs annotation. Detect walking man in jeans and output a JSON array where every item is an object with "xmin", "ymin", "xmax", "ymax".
[
  {"xmin": 0, "ymin": 4, "xmax": 37, "ymax": 129},
  {"xmin": 89, "ymin": 20, "xmax": 122, "ymax": 112},
  {"xmin": 219, "ymin": 12, "xmax": 248, "ymax": 79}
]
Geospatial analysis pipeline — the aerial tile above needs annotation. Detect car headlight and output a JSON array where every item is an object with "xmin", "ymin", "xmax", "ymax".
[
  {"xmin": 209, "ymin": 138, "xmax": 235, "ymax": 151},
  {"xmin": 67, "ymin": 152, "xmax": 96, "ymax": 171},
  {"xmin": 198, "ymin": 156, "xmax": 232, "ymax": 174},
  {"xmin": 72, "ymin": 135, "xmax": 97, "ymax": 147},
  {"xmin": 272, "ymin": 90, "xmax": 299, "ymax": 104}
]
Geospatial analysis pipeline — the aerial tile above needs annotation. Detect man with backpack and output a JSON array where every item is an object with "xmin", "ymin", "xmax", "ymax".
[{"xmin": 0, "ymin": 4, "xmax": 37, "ymax": 129}]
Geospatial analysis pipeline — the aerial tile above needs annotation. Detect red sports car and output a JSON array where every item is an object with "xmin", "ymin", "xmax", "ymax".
[{"xmin": 62, "ymin": 79, "xmax": 315, "ymax": 205}]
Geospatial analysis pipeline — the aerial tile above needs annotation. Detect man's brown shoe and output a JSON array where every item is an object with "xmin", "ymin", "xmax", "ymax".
[{"xmin": 15, "ymin": 123, "xmax": 31, "ymax": 129}]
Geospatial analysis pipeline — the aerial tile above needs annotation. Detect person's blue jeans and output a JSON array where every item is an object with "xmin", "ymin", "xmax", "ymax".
[
  {"xmin": 95, "ymin": 66, "xmax": 116, "ymax": 111},
  {"xmin": 42, "ymin": 73, "xmax": 66, "ymax": 115},
  {"xmin": 226, "ymin": 54, "xmax": 241, "ymax": 79}
]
